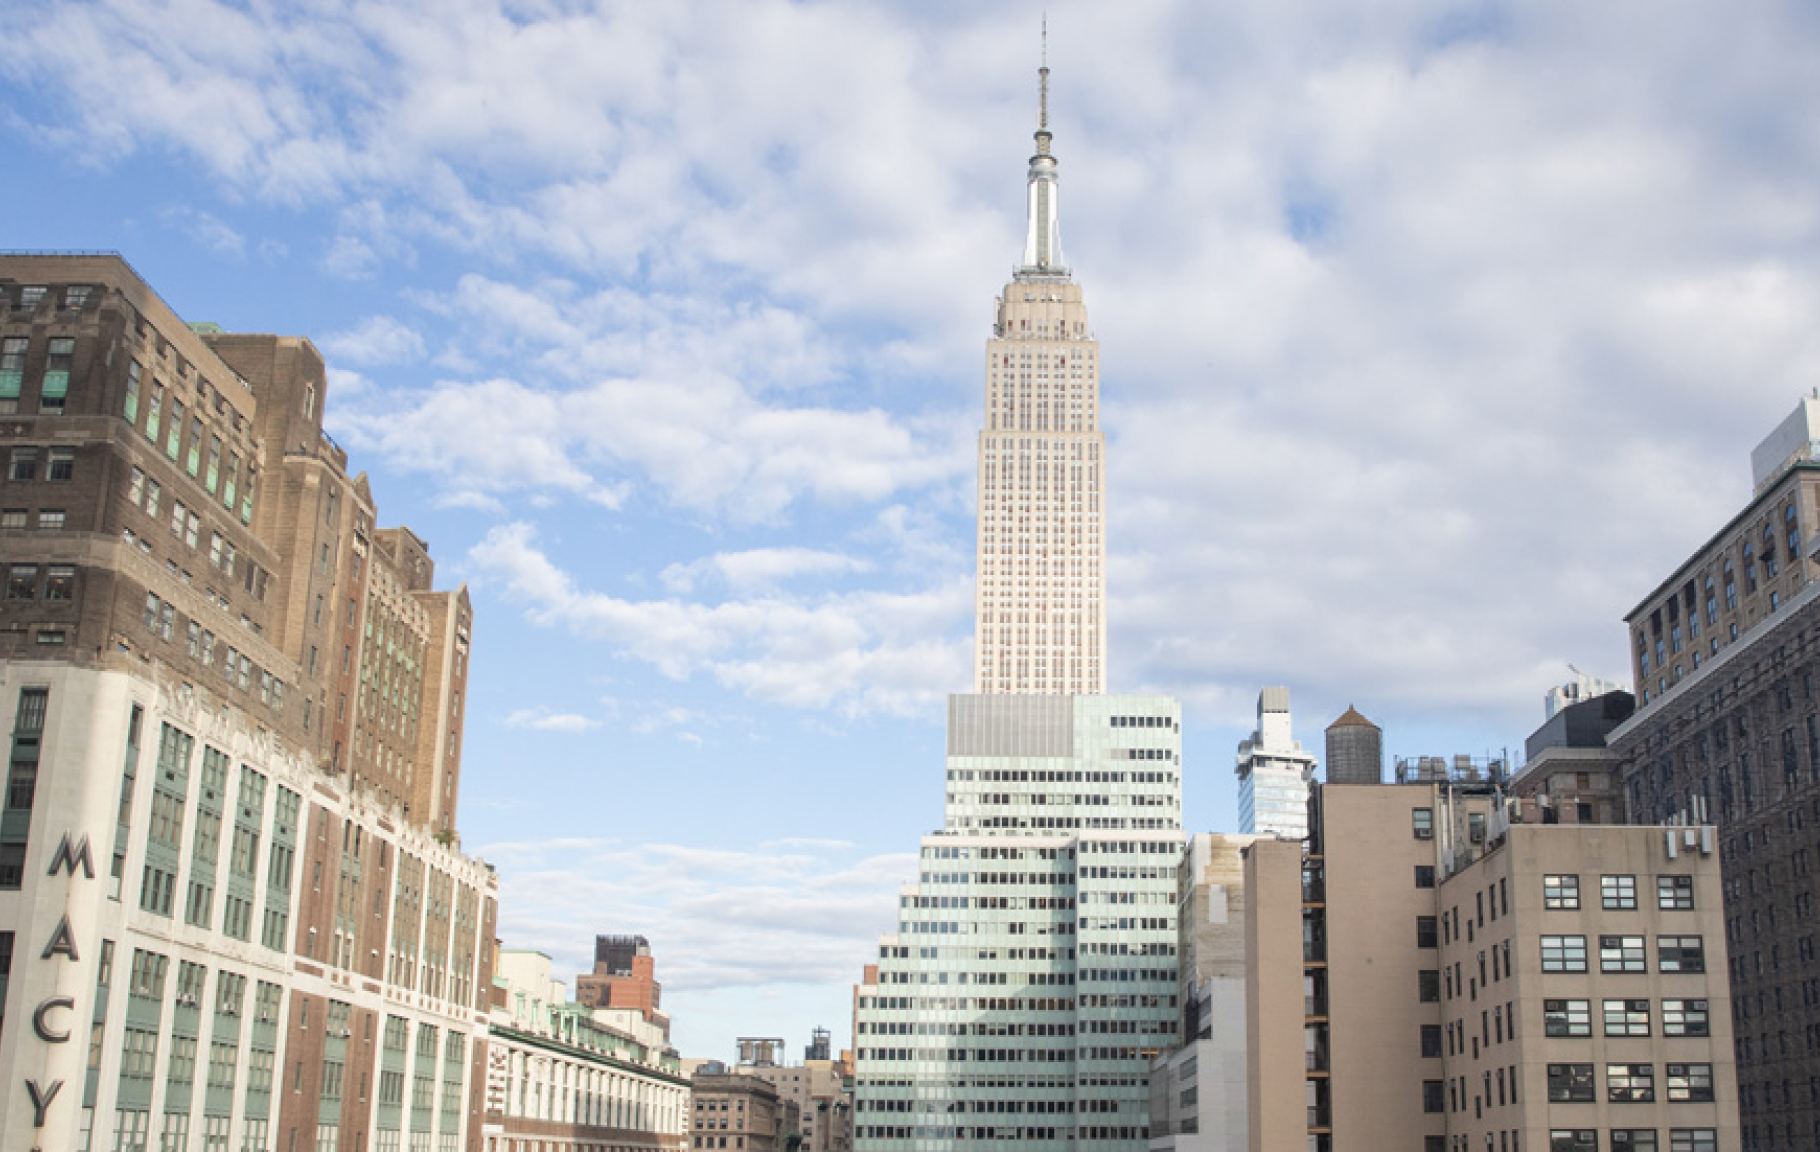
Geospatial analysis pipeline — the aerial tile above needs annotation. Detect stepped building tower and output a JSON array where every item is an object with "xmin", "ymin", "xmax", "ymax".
[{"xmin": 853, "ymin": 56, "xmax": 1183, "ymax": 1152}]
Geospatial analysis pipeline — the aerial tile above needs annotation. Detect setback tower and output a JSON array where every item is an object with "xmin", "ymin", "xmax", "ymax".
[{"xmin": 854, "ymin": 52, "xmax": 1183, "ymax": 1152}]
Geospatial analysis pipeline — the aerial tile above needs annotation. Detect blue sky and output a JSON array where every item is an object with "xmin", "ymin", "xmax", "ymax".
[{"xmin": 8, "ymin": 0, "xmax": 1820, "ymax": 1059}]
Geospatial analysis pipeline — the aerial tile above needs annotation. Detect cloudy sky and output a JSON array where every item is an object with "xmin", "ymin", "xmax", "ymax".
[{"xmin": 8, "ymin": 0, "xmax": 1820, "ymax": 1058}]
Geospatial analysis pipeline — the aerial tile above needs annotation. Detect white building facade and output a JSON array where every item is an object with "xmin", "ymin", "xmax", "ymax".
[
  {"xmin": 0, "ymin": 663, "xmax": 496, "ymax": 1152},
  {"xmin": 855, "ymin": 695, "xmax": 1182, "ymax": 1152},
  {"xmin": 482, "ymin": 950, "xmax": 689, "ymax": 1152}
]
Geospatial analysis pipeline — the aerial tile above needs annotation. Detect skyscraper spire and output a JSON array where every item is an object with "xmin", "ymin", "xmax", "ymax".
[
  {"xmin": 1039, "ymin": 17, "xmax": 1050, "ymax": 133},
  {"xmin": 977, "ymin": 26, "xmax": 1103, "ymax": 697},
  {"xmin": 1021, "ymin": 24, "xmax": 1065, "ymax": 276}
]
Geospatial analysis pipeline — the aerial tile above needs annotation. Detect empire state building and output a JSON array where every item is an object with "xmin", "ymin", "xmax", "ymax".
[
  {"xmin": 974, "ymin": 57, "xmax": 1105, "ymax": 696},
  {"xmin": 853, "ymin": 58, "xmax": 1183, "ymax": 1152}
]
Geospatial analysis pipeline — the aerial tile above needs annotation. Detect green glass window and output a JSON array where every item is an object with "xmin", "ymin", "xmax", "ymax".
[
  {"xmin": 124, "ymin": 360, "xmax": 141, "ymax": 424},
  {"xmin": 0, "ymin": 338, "xmax": 25, "ymax": 400},
  {"xmin": 39, "ymin": 338, "xmax": 74, "ymax": 410}
]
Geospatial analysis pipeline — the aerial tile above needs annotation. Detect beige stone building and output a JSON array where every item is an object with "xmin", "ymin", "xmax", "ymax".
[
  {"xmin": 691, "ymin": 1073, "xmax": 792, "ymax": 1152},
  {"xmin": 0, "ymin": 253, "xmax": 494, "ymax": 1152},
  {"xmin": 736, "ymin": 1057, "xmax": 851, "ymax": 1152},
  {"xmin": 1243, "ymin": 776, "xmax": 1740, "ymax": 1151},
  {"xmin": 1148, "ymin": 834, "xmax": 1257, "ymax": 1152},
  {"xmin": 972, "ymin": 56, "xmax": 1105, "ymax": 697}
]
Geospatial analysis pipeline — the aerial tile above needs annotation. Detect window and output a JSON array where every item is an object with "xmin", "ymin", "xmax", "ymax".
[
  {"xmin": 1611, "ymin": 1131, "xmax": 1659, "ymax": 1150},
  {"xmin": 1600, "ymin": 935, "xmax": 1646, "ymax": 973},
  {"xmin": 1418, "ymin": 970, "xmax": 1440, "ymax": 1003},
  {"xmin": 0, "ymin": 338, "xmax": 25, "ymax": 406},
  {"xmin": 1662, "ymin": 999, "xmax": 1709, "ymax": 1036},
  {"xmin": 0, "ymin": 509, "xmax": 22, "ymax": 529},
  {"xmin": 1602, "ymin": 874, "xmax": 1638, "ymax": 910},
  {"xmin": 166, "ymin": 399, "xmax": 184, "ymax": 460},
  {"xmin": 124, "ymin": 360, "xmax": 141, "ymax": 424},
  {"xmin": 1550, "ymin": 1133, "xmax": 1597, "ymax": 1152},
  {"xmin": 1422, "ymin": 1080, "xmax": 1444, "ymax": 1113},
  {"xmin": 1420, "ymin": 1024, "xmax": 1442, "ymax": 1058},
  {"xmin": 1416, "ymin": 916, "xmax": 1438, "ymax": 948},
  {"xmin": 1603, "ymin": 999, "xmax": 1650, "ymax": 1037},
  {"xmin": 1545, "ymin": 874, "xmax": 1580, "ymax": 909},
  {"xmin": 6, "ymin": 565, "xmax": 37, "ymax": 599},
  {"xmin": 8, "ymin": 447, "xmax": 36, "ymax": 481},
  {"xmin": 1415, "ymin": 865, "xmax": 1435, "ymax": 888},
  {"xmin": 1412, "ymin": 808, "xmax": 1434, "ymax": 839},
  {"xmin": 1658, "ymin": 936, "xmax": 1704, "ymax": 973},
  {"xmin": 1668, "ymin": 1132, "xmax": 1717, "ymax": 1152},
  {"xmin": 1547, "ymin": 1063, "xmax": 1596, "ymax": 1102},
  {"xmin": 40, "ymin": 337, "xmax": 73, "ymax": 412},
  {"xmin": 46, "ymin": 448, "xmax": 73, "ymax": 481},
  {"xmin": 1607, "ymin": 1063, "xmax": 1655, "ymax": 1102},
  {"xmin": 36, "ymin": 509, "xmax": 64, "ymax": 530},
  {"xmin": 1665, "ymin": 1064, "xmax": 1713, "ymax": 1102},
  {"xmin": 1543, "ymin": 935, "xmax": 1588, "ymax": 972},
  {"xmin": 44, "ymin": 565, "xmax": 74, "ymax": 601},
  {"xmin": 1658, "ymin": 874, "xmax": 1695, "ymax": 909},
  {"xmin": 1545, "ymin": 998, "xmax": 1592, "ymax": 1037}
]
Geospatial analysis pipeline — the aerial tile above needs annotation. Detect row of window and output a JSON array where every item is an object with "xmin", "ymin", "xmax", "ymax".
[
  {"xmin": 1544, "ymin": 873, "xmax": 1697, "ymax": 911},
  {"xmin": 125, "ymin": 466, "xmax": 269, "ymax": 600},
  {"xmin": 140, "ymin": 593, "xmax": 288, "ymax": 712},
  {"xmin": 121, "ymin": 354, "xmax": 259, "ymax": 527},
  {"xmin": 1543, "ymin": 1131, "xmax": 1717, "ymax": 1152},
  {"xmin": 0, "ymin": 507, "xmax": 65, "ymax": 530},
  {"xmin": 0, "ymin": 335, "xmax": 74, "ymax": 412},
  {"xmin": 6, "ymin": 445, "xmax": 74, "ymax": 481},
  {"xmin": 1544, "ymin": 1061, "xmax": 1714, "ymax": 1103},
  {"xmin": 4, "ymin": 563, "xmax": 74, "ymax": 602},
  {"xmin": 1539, "ymin": 935, "xmax": 1706, "ymax": 974},
  {"xmin": 1543, "ymin": 997, "xmax": 1712, "ymax": 1037},
  {"xmin": 5, "ymin": 284, "xmax": 92, "ymax": 311}
]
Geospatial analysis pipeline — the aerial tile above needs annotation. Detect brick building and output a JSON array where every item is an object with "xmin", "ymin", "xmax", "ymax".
[
  {"xmin": 1608, "ymin": 396, "xmax": 1820, "ymax": 1150},
  {"xmin": 0, "ymin": 253, "xmax": 494, "ymax": 1152},
  {"xmin": 690, "ymin": 1073, "xmax": 792, "ymax": 1152},
  {"xmin": 577, "ymin": 935, "xmax": 668, "ymax": 1042}
]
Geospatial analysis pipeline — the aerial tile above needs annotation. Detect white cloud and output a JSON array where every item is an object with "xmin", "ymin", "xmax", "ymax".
[
  {"xmin": 660, "ymin": 547, "xmax": 871, "ymax": 593},
  {"xmin": 321, "ymin": 234, "xmax": 380, "ymax": 280},
  {"xmin": 469, "ymin": 522, "xmax": 970, "ymax": 716},
  {"xmin": 319, "ymin": 315, "xmax": 427, "ymax": 366},
  {"xmin": 503, "ymin": 708, "xmax": 601, "ymax": 733},
  {"xmin": 477, "ymin": 836, "xmax": 913, "ymax": 999},
  {"xmin": 161, "ymin": 206, "xmax": 245, "ymax": 257}
]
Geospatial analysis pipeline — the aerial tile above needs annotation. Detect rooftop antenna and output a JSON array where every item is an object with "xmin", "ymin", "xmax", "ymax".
[{"xmin": 1039, "ymin": 17, "xmax": 1049, "ymax": 132}]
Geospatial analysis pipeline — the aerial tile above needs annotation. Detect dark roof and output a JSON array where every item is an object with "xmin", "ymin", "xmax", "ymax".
[{"xmin": 1326, "ymin": 705, "xmax": 1379, "ymax": 731}]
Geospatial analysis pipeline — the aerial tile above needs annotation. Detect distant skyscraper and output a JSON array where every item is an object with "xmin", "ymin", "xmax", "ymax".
[
  {"xmin": 1322, "ymin": 703, "xmax": 1384, "ymax": 785},
  {"xmin": 854, "ymin": 53, "xmax": 1181, "ymax": 1152},
  {"xmin": 973, "ymin": 46, "xmax": 1105, "ymax": 696},
  {"xmin": 1234, "ymin": 687, "xmax": 1316, "ymax": 838},
  {"xmin": 1541, "ymin": 670, "xmax": 1623, "ymax": 719}
]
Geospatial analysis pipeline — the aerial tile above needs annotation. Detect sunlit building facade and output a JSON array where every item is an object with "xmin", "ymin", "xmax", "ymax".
[
  {"xmin": 854, "ymin": 59, "xmax": 1182, "ymax": 1152},
  {"xmin": 0, "ymin": 254, "xmax": 495, "ymax": 1152}
]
